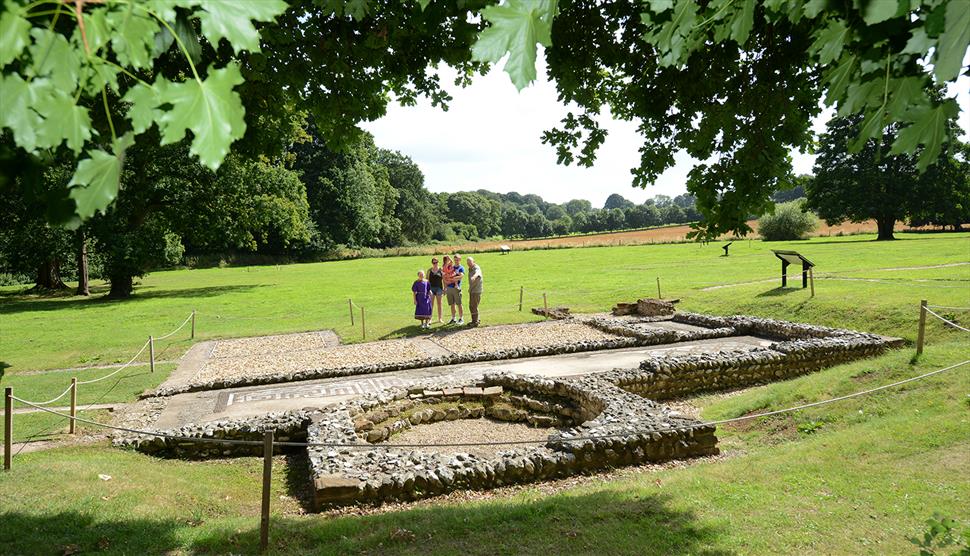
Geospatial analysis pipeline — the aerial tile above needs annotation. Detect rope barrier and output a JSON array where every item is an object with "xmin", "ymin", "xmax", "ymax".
[
  {"xmin": 76, "ymin": 340, "xmax": 151, "ymax": 385},
  {"xmin": 10, "ymin": 359, "xmax": 968, "ymax": 450},
  {"xmin": 154, "ymin": 313, "xmax": 194, "ymax": 341},
  {"xmin": 13, "ymin": 383, "xmax": 74, "ymax": 407},
  {"xmin": 924, "ymin": 307, "xmax": 970, "ymax": 333},
  {"xmin": 927, "ymin": 305, "xmax": 970, "ymax": 311}
]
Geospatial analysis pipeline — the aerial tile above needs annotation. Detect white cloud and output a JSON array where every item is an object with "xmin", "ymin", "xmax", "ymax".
[{"xmin": 363, "ymin": 53, "xmax": 970, "ymax": 208}]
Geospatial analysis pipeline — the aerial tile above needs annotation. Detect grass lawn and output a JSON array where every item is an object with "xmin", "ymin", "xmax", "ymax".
[
  {"xmin": 1, "ymin": 233, "xmax": 968, "ymax": 554},
  {"xmin": 1, "ymin": 344, "xmax": 966, "ymax": 555},
  {"xmin": 1, "ymin": 232, "xmax": 968, "ymax": 373}
]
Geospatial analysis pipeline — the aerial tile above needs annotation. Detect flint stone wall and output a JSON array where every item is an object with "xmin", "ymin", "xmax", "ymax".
[
  {"xmin": 603, "ymin": 313, "xmax": 904, "ymax": 400},
  {"xmin": 307, "ymin": 373, "xmax": 717, "ymax": 508}
]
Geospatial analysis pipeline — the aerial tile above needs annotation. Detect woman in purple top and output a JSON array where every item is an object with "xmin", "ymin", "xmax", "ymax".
[{"xmin": 412, "ymin": 270, "xmax": 433, "ymax": 329}]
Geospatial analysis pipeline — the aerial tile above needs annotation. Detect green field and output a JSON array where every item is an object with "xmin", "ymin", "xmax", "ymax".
[{"xmin": 1, "ymin": 233, "xmax": 969, "ymax": 555}]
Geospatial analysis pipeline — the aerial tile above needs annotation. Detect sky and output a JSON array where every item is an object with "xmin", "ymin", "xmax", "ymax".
[{"xmin": 362, "ymin": 53, "xmax": 970, "ymax": 209}]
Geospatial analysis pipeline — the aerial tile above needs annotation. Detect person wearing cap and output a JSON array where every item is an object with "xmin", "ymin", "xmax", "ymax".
[{"xmin": 427, "ymin": 257, "xmax": 445, "ymax": 323}]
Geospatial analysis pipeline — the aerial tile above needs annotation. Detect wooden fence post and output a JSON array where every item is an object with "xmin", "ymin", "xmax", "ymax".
[
  {"xmin": 4, "ymin": 387, "xmax": 12, "ymax": 471},
  {"xmin": 69, "ymin": 378, "xmax": 77, "ymax": 434},
  {"xmin": 260, "ymin": 430, "xmax": 274, "ymax": 552},
  {"xmin": 349, "ymin": 299, "xmax": 354, "ymax": 326},
  {"xmin": 809, "ymin": 268, "xmax": 815, "ymax": 298},
  {"xmin": 191, "ymin": 310, "xmax": 196, "ymax": 339},
  {"xmin": 361, "ymin": 306, "xmax": 366, "ymax": 340},
  {"xmin": 916, "ymin": 299, "xmax": 927, "ymax": 355},
  {"xmin": 518, "ymin": 286, "xmax": 524, "ymax": 312},
  {"xmin": 656, "ymin": 277, "xmax": 662, "ymax": 299},
  {"xmin": 149, "ymin": 336, "xmax": 155, "ymax": 373},
  {"xmin": 543, "ymin": 293, "xmax": 549, "ymax": 319}
]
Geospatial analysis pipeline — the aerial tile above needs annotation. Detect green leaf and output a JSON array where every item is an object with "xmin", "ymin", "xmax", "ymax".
[
  {"xmin": 83, "ymin": 57, "xmax": 121, "ymax": 95},
  {"xmin": 107, "ymin": 7, "xmax": 160, "ymax": 69},
  {"xmin": 28, "ymin": 28, "xmax": 81, "ymax": 93},
  {"xmin": 122, "ymin": 82, "xmax": 162, "ymax": 134},
  {"xmin": 730, "ymin": 0, "xmax": 756, "ymax": 45},
  {"xmin": 885, "ymin": 76, "xmax": 926, "ymax": 117},
  {"xmin": 848, "ymin": 109, "xmax": 884, "ymax": 152},
  {"xmin": 345, "ymin": 0, "xmax": 370, "ymax": 20},
  {"xmin": 890, "ymin": 100, "xmax": 958, "ymax": 170},
  {"xmin": 0, "ymin": 73, "xmax": 43, "ymax": 151},
  {"xmin": 471, "ymin": 0, "xmax": 558, "ymax": 91},
  {"xmin": 69, "ymin": 141, "xmax": 129, "ymax": 219},
  {"xmin": 186, "ymin": 0, "xmax": 288, "ymax": 54},
  {"xmin": 810, "ymin": 19, "xmax": 850, "ymax": 65},
  {"xmin": 33, "ymin": 87, "xmax": 94, "ymax": 154},
  {"xmin": 68, "ymin": 151, "xmax": 120, "ymax": 219},
  {"xmin": 417, "ymin": 0, "xmax": 431, "ymax": 10},
  {"xmin": 934, "ymin": 0, "xmax": 970, "ymax": 81},
  {"xmin": 648, "ymin": 0, "xmax": 674, "ymax": 13},
  {"xmin": 0, "ymin": 1, "xmax": 31, "ymax": 67},
  {"xmin": 839, "ymin": 78, "xmax": 881, "ymax": 116},
  {"xmin": 862, "ymin": 0, "xmax": 899, "ymax": 25},
  {"xmin": 144, "ymin": 0, "xmax": 178, "ymax": 21},
  {"xmin": 901, "ymin": 27, "xmax": 931, "ymax": 55},
  {"xmin": 644, "ymin": 0, "xmax": 698, "ymax": 66},
  {"xmin": 156, "ymin": 64, "xmax": 247, "ymax": 170},
  {"xmin": 75, "ymin": 8, "xmax": 112, "ymax": 53},
  {"xmin": 803, "ymin": 0, "xmax": 827, "ymax": 19},
  {"xmin": 823, "ymin": 54, "xmax": 857, "ymax": 105}
]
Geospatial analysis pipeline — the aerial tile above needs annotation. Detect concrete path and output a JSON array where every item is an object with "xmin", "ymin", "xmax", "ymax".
[{"xmin": 154, "ymin": 335, "xmax": 774, "ymax": 429}]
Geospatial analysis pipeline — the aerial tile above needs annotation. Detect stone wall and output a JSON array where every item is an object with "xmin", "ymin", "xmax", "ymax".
[{"xmin": 307, "ymin": 373, "xmax": 718, "ymax": 508}]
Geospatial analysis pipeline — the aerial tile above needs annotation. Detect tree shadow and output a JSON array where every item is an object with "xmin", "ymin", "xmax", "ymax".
[
  {"xmin": 0, "ymin": 361, "xmax": 8, "ymax": 381},
  {"xmin": 755, "ymin": 287, "xmax": 805, "ymax": 297},
  {"xmin": 0, "ymin": 284, "xmax": 269, "ymax": 315},
  {"xmin": 2, "ymin": 488, "xmax": 730, "ymax": 554}
]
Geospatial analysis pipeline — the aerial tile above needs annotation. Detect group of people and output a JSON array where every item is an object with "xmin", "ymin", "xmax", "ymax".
[{"xmin": 412, "ymin": 254, "xmax": 483, "ymax": 329}]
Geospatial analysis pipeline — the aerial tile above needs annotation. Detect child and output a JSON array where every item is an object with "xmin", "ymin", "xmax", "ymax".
[{"xmin": 412, "ymin": 270, "xmax": 433, "ymax": 329}]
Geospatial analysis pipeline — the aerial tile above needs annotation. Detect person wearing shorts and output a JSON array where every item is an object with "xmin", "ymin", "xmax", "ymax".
[
  {"xmin": 427, "ymin": 257, "xmax": 445, "ymax": 323},
  {"xmin": 445, "ymin": 254, "xmax": 465, "ymax": 325}
]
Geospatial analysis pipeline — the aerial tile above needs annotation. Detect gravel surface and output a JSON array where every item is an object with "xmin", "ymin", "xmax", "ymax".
[
  {"xmin": 380, "ymin": 418, "xmax": 556, "ymax": 458},
  {"xmin": 209, "ymin": 330, "xmax": 340, "ymax": 359},
  {"xmin": 195, "ymin": 339, "xmax": 430, "ymax": 384},
  {"xmin": 431, "ymin": 321, "xmax": 617, "ymax": 355}
]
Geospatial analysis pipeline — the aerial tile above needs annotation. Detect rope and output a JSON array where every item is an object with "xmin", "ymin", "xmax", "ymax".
[
  {"xmin": 927, "ymin": 305, "xmax": 970, "ymax": 311},
  {"xmin": 154, "ymin": 313, "xmax": 194, "ymax": 341},
  {"xmin": 12, "ymin": 383, "xmax": 74, "ymax": 407},
  {"xmin": 76, "ymin": 340, "xmax": 150, "ymax": 385},
  {"xmin": 924, "ymin": 307, "xmax": 970, "ymax": 333},
  {"xmin": 9, "ymin": 359, "xmax": 968, "ymax": 450}
]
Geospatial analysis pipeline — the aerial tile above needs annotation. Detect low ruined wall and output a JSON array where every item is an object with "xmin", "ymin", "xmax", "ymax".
[
  {"xmin": 113, "ymin": 410, "xmax": 315, "ymax": 459},
  {"xmin": 308, "ymin": 373, "xmax": 718, "ymax": 508},
  {"xmin": 605, "ymin": 333, "xmax": 903, "ymax": 400}
]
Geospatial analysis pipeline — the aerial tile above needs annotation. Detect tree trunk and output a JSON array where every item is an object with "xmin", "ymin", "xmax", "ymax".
[
  {"xmin": 876, "ymin": 217, "xmax": 895, "ymax": 240},
  {"xmin": 34, "ymin": 259, "xmax": 67, "ymax": 290},
  {"xmin": 75, "ymin": 229, "xmax": 90, "ymax": 296},
  {"xmin": 107, "ymin": 274, "xmax": 133, "ymax": 299}
]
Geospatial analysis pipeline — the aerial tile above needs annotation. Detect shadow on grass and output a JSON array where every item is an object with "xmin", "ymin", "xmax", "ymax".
[
  {"xmin": 0, "ymin": 284, "xmax": 269, "ymax": 315},
  {"xmin": 1, "ymin": 491, "xmax": 728, "ymax": 555},
  {"xmin": 755, "ymin": 287, "xmax": 805, "ymax": 298}
]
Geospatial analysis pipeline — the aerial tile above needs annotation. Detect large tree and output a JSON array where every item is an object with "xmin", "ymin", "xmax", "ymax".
[
  {"xmin": 375, "ymin": 149, "xmax": 439, "ymax": 244},
  {"xmin": 806, "ymin": 114, "xmax": 967, "ymax": 240}
]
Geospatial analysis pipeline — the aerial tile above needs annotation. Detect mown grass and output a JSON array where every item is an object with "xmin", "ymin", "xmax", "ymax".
[
  {"xmin": 1, "ymin": 343, "xmax": 966, "ymax": 555},
  {"xmin": 0, "ymin": 232, "xmax": 968, "ymax": 554},
  {"xmin": 1, "ymin": 232, "xmax": 967, "ymax": 373}
]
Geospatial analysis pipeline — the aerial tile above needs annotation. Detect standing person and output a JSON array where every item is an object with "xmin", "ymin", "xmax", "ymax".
[
  {"xmin": 412, "ymin": 270, "xmax": 433, "ymax": 329},
  {"xmin": 466, "ymin": 257, "xmax": 484, "ymax": 326},
  {"xmin": 446, "ymin": 254, "xmax": 465, "ymax": 324},
  {"xmin": 427, "ymin": 257, "xmax": 445, "ymax": 323}
]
